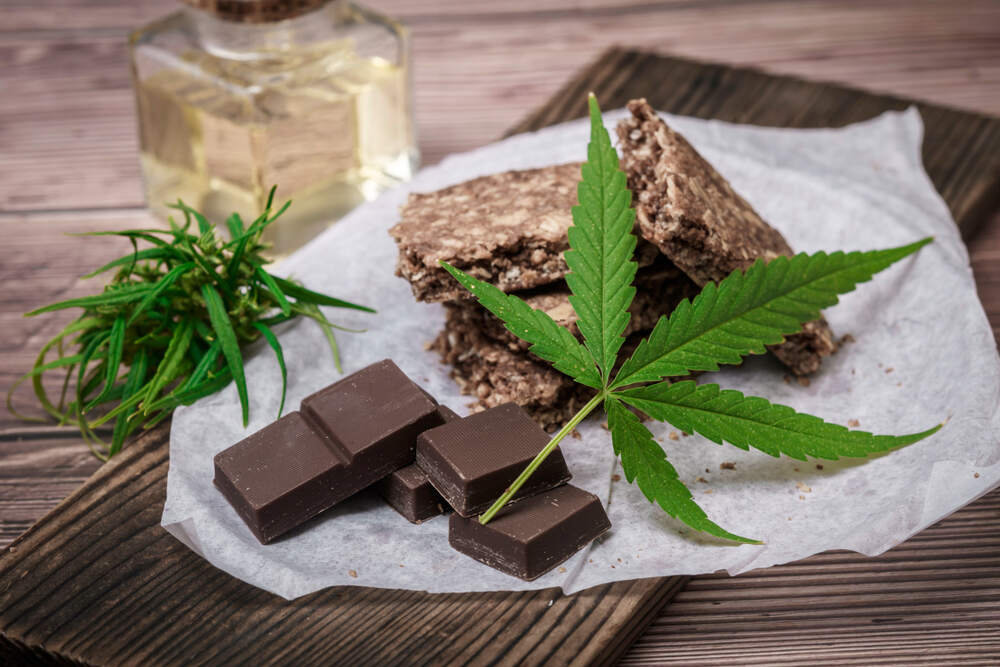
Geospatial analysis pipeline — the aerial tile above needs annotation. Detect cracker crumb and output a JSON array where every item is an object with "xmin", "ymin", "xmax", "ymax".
[
  {"xmin": 570, "ymin": 429, "xmax": 582, "ymax": 439},
  {"xmin": 558, "ymin": 566, "xmax": 567, "ymax": 573},
  {"xmin": 612, "ymin": 474, "xmax": 621, "ymax": 482},
  {"xmin": 399, "ymin": 564, "xmax": 405, "ymax": 568},
  {"xmin": 974, "ymin": 472, "xmax": 980, "ymax": 479},
  {"xmin": 794, "ymin": 467, "xmax": 800, "ymax": 472},
  {"xmin": 668, "ymin": 431, "xmax": 679, "ymax": 441},
  {"xmin": 897, "ymin": 381, "xmax": 902, "ymax": 387},
  {"xmin": 697, "ymin": 477, "xmax": 709, "ymax": 484},
  {"xmin": 783, "ymin": 375, "xmax": 792, "ymax": 384},
  {"xmin": 617, "ymin": 558, "xmax": 622, "ymax": 563},
  {"xmin": 840, "ymin": 333, "xmax": 856, "ymax": 344},
  {"xmin": 816, "ymin": 464, "xmax": 824, "ymax": 470},
  {"xmin": 796, "ymin": 482, "xmax": 812, "ymax": 493},
  {"xmin": 799, "ymin": 495, "xmax": 806, "ymax": 500},
  {"xmin": 422, "ymin": 341, "xmax": 432, "ymax": 350},
  {"xmin": 589, "ymin": 559, "xmax": 593, "ymax": 563},
  {"xmin": 705, "ymin": 468, "xmax": 711, "ymax": 473},
  {"xmin": 720, "ymin": 462, "xmax": 736, "ymax": 470},
  {"xmin": 788, "ymin": 517, "xmax": 793, "ymax": 521},
  {"xmin": 348, "ymin": 569, "xmax": 358, "ymax": 578},
  {"xmin": 704, "ymin": 489, "xmax": 714, "ymax": 494},
  {"xmin": 848, "ymin": 418, "xmax": 860, "ymax": 427},
  {"xmin": 611, "ymin": 565, "xmax": 616, "ymax": 569},
  {"xmin": 885, "ymin": 367, "xmax": 894, "ymax": 374},
  {"xmin": 797, "ymin": 376, "xmax": 811, "ymax": 387},
  {"xmin": 681, "ymin": 432, "xmax": 690, "ymax": 437}
]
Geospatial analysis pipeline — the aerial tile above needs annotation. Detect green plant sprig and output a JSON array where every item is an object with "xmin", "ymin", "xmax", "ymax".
[
  {"xmin": 7, "ymin": 188, "xmax": 373, "ymax": 460},
  {"xmin": 442, "ymin": 95, "xmax": 941, "ymax": 542}
]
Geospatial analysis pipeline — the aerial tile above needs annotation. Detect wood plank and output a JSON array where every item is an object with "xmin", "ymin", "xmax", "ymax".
[
  {"xmin": 3, "ymin": 0, "xmax": 1000, "ymax": 211},
  {"xmin": 0, "ymin": 209, "xmax": 158, "ymax": 432},
  {"xmin": 0, "ymin": 424, "xmax": 688, "ymax": 666},
  {"xmin": 2, "ymin": 48, "xmax": 999, "ymax": 667},
  {"xmin": 619, "ymin": 488, "xmax": 1000, "ymax": 666}
]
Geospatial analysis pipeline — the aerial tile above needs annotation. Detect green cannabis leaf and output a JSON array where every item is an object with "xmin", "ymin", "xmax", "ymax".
[
  {"xmin": 443, "ymin": 94, "xmax": 940, "ymax": 541},
  {"xmin": 8, "ymin": 188, "xmax": 373, "ymax": 460}
]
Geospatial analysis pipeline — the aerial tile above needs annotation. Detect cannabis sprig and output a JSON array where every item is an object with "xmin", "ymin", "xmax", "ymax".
[
  {"xmin": 8, "ymin": 189, "xmax": 373, "ymax": 460},
  {"xmin": 442, "ymin": 95, "xmax": 941, "ymax": 542}
]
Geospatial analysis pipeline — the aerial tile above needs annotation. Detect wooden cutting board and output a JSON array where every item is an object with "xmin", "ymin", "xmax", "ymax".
[{"xmin": 2, "ymin": 48, "xmax": 999, "ymax": 666}]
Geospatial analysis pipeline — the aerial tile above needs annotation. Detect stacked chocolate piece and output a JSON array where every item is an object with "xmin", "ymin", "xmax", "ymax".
[
  {"xmin": 214, "ymin": 360, "xmax": 610, "ymax": 581},
  {"xmin": 390, "ymin": 101, "xmax": 837, "ymax": 428}
]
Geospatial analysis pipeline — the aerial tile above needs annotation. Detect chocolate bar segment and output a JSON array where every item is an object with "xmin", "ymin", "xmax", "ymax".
[
  {"xmin": 416, "ymin": 403, "xmax": 572, "ymax": 517},
  {"xmin": 449, "ymin": 485, "xmax": 611, "ymax": 580},
  {"xmin": 214, "ymin": 359, "xmax": 442, "ymax": 543},
  {"xmin": 214, "ymin": 411, "xmax": 342, "ymax": 544},
  {"xmin": 377, "ymin": 405, "xmax": 459, "ymax": 523},
  {"xmin": 300, "ymin": 359, "xmax": 441, "ymax": 478},
  {"xmin": 617, "ymin": 98, "xmax": 837, "ymax": 375}
]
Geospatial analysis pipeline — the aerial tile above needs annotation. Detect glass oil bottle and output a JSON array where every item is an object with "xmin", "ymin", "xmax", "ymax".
[{"xmin": 130, "ymin": 0, "xmax": 417, "ymax": 257}]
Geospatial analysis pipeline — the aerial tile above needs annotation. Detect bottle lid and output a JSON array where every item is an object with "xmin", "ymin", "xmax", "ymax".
[{"xmin": 182, "ymin": 0, "xmax": 331, "ymax": 23}]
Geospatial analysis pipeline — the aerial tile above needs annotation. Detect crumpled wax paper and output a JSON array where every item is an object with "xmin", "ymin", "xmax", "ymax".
[{"xmin": 162, "ymin": 107, "xmax": 1000, "ymax": 600}]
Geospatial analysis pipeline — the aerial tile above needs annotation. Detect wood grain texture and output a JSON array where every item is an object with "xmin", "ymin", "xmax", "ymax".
[
  {"xmin": 2, "ymin": 47, "xmax": 999, "ymax": 665},
  {"xmin": 0, "ymin": 423, "xmax": 689, "ymax": 666},
  {"xmin": 3, "ymin": 0, "xmax": 1000, "ymax": 210}
]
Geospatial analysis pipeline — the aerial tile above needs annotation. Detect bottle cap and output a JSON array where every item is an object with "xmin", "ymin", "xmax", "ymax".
[{"xmin": 182, "ymin": 0, "xmax": 331, "ymax": 23}]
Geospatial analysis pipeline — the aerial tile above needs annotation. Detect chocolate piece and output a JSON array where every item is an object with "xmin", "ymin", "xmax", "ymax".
[
  {"xmin": 214, "ymin": 411, "xmax": 344, "ymax": 544},
  {"xmin": 449, "ymin": 485, "xmax": 611, "ymax": 580},
  {"xmin": 617, "ymin": 98, "xmax": 837, "ymax": 375},
  {"xmin": 214, "ymin": 359, "xmax": 442, "ymax": 543},
  {"xmin": 389, "ymin": 163, "xmax": 659, "ymax": 303},
  {"xmin": 416, "ymin": 403, "xmax": 572, "ymax": 517},
  {"xmin": 376, "ymin": 405, "xmax": 459, "ymax": 523}
]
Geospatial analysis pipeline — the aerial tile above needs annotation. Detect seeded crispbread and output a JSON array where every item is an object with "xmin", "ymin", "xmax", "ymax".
[
  {"xmin": 390, "ymin": 163, "xmax": 659, "ymax": 303},
  {"xmin": 617, "ymin": 98, "xmax": 837, "ymax": 374}
]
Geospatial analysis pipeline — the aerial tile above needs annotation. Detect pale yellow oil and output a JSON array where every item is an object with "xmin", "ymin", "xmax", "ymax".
[{"xmin": 135, "ymin": 40, "xmax": 416, "ymax": 257}]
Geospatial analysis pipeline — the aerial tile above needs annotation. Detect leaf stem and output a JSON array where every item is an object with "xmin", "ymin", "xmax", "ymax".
[{"xmin": 479, "ymin": 391, "xmax": 606, "ymax": 524}]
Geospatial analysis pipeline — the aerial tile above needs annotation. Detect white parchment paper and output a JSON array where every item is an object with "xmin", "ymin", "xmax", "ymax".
[{"xmin": 163, "ymin": 108, "xmax": 1000, "ymax": 600}]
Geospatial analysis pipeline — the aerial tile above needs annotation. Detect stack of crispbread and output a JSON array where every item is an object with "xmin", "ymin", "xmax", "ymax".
[{"xmin": 390, "ymin": 100, "xmax": 835, "ymax": 429}]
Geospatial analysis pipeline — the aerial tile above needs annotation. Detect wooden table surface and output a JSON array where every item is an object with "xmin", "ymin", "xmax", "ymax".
[{"xmin": 2, "ymin": 1, "xmax": 999, "ymax": 664}]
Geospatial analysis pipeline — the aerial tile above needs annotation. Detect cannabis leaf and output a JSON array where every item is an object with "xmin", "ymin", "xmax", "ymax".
[
  {"xmin": 565, "ymin": 97, "xmax": 638, "ymax": 381},
  {"xmin": 444, "ymin": 94, "xmax": 940, "ymax": 541},
  {"xmin": 9, "ymin": 189, "xmax": 373, "ymax": 460},
  {"xmin": 612, "ymin": 241, "xmax": 932, "ymax": 388}
]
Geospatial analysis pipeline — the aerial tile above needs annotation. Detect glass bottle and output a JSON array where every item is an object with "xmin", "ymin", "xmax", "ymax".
[{"xmin": 129, "ymin": 0, "xmax": 417, "ymax": 257}]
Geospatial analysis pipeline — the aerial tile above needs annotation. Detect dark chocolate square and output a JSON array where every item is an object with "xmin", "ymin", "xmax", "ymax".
[
  {"xmin": 377, "ymin": 405, "xmax": 460, "ymax": 523},
  {"xmin": 301, "ymin": 359, "xmax": 440, "ymax": 477},
  {"xmin": 214, "ymin": 411, "xmax": 341, "ymax": 544},
  {"xmin": 416, "ymin": 402, "xmax": 572, "ymax": 517},
  {"xmin": 449, "ymin": 484, "xmax": 611, "ymax": 580}
]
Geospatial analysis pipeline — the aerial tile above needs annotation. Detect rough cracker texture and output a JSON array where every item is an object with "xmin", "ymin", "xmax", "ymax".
[
  {"xmin": 390, "ymin": 163, "xmax": 659, "ymax": 303},
  {"xmin": 617, "ymin": 98, "xmax": 837, "ymax": 375},
  {"xmin": 431, "ymin": 318, "xmax": 594, "ymax": 431},
  {"xmin": 448, "ymin": 260, "xmax": 699, "ymax": 354}
]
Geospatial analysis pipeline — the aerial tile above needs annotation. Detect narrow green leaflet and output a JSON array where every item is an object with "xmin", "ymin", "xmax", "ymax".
[
  {"xmin": 201, "ymin": 284, "xmax": 250, "ymax": 426},
  {"xmin": 619, "ymin": 380, "xmax": 942, "ymax": 460},
  {"xmin": 440, "ymin": 262, "xmax": 602, "ymax": 389},
  {"xmin": 271, "ymin": 275, "xmax": 375, "ymax": 313},
  {"xmin": 83, "ymin": 248, "xmax": 175, "ymax": 278},
  {"xmin": 127, "ymin": 261, "xmax": 196, "ymax": 325},
  {"xmin": 613, "ymin": 240, "xmax": 932, "ymax": 388},
  {"xmin": 253, "ymin": 322, "xmax": 288, "ymax": 418},
  {"xmin": 111, "ymin": 348, "xmax": 149, "ymax": 455},
  {"xmin": 564, "ymin": 95, "xmax": 638, "ymax": 381},
  {"xmin": 143, "ymin": 318, "xmax": 195, "ymax": 409},
  {"xmin": 25, "ymin": 283, "xmax": 155, "ymax": 316},
  {"xmin": 83, "ymin": 316, "xmax": 126, "ymax": 411},
  {"xmin": 606, "ymin": 395, "xmax": 758, "ymax": 543},
  {"xmin": 256, "ymin": 267, "xmax": 291, "ymax": 317}
]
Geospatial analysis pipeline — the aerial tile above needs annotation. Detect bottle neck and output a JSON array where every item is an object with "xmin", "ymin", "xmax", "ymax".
[{"xmin": 184, "ymin": 0, "xmax": 343, "ymax": 60}]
